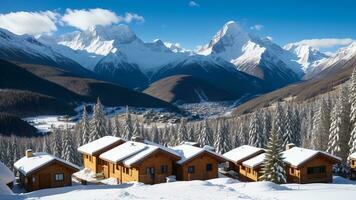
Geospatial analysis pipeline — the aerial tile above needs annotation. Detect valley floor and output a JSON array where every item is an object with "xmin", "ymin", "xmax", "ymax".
[{"xmin": 1, "ymin": 177, "xmax": 355, "ymax": 200}]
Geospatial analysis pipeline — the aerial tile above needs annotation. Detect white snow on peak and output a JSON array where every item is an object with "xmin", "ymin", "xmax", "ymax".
[
  {"xmin": 223, "ymin": 145, "xmax": 265, "ymax": 163},
  {"xmin": 284, "ymin": 42, "xmax": 329, "ymax": 73},
  {"xmin": 77, "ymin": 136, "xmax": 125, "ymax": 156},
  {"xmin": 282, "ymin": 147, "xmax": 341, "ymax": 167},
  {"xmin": 14, "ymin": 152, "xmax": 79, "ymax": 176}
]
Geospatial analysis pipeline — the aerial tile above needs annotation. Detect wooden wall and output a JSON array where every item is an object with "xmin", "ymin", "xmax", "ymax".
[
  {"xmin": 103, "ymin": 150, "xmax": 176, "ymax": 184},
  {"xmin": 238, "ymin": 166, "xmax": 261, "ymax": 182},
  {"xmin": 175, "ymin": 152, "xmax": 219, "ymax": 181},
  {"xmin": 19, "ymin": 161, "xmax": 77, "ymax": 192}
]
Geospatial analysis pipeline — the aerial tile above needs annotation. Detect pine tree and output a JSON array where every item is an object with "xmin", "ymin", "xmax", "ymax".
[
  {"xmin": 151, "ymin": 124, "xmax": 160, "ymax": 144},
  {"xmin": 260, "ymin": 125, "xmax": 287, "ymax": 184},
  {"xmin": 291, "ymin": 107, "xmax": 301, "ymax": 146},
  {"xmin": 312, "ymin": 98, "xmax": 331, "ymax": 150},
  {"xmin": 177, "ymin": 118, "xmax": 189, "ymax": 144},
  {"xmin": 188, "ymin": 125, "xmax": 196, "ymax": 142},
  {"xmin": 79, "ymin": 106, "xmax": 90, "ymax": 145},
  {"xmin": 283, "ymin": 105, "xmax": 295, "ymax": 146},
  {"xmin": 113, "ymin": 115, "xmax": 122, "ymax": 138},
  {"xmin": 62, "ymin": 127, "xmax": 78, "ymax": 164},
  {"xmin": 42, "ymin": 136, "xmax": 51, "ymax": 153},
  {"xmin": 214, "ymin": 120, "xmax": 232, "ymax": 154},
  {"xmin": 327, "ymin": 85, "xmax": 351, "ymax": 165},
  {"xmin": 132, "ymin": 116, "xmax": 141, "ymax": 137},
  {"xmin": 52, "ymin": 128, "xmax": 63, "ymax": 158},
  {"xmin": 262, "ymin": 111, "xmax": 272, "ymax": 146},
  {"xmin": 349, "ymin": 68, "xmax": 356, "ymax": 157},
  {"xmin": 89, "ymin": 98, "xmax": 107, "ymax": 142},
  {"xmin": 274, "ymin": 102, "xmax": 285, "ymax": 139},
  {"xmin": 199, "ymin": 120, "xmax": 214, "ymax": 147},
  {"xmin": 248, "ymin": 111, "xmax": 264, "ymax": 147},
  {"xmin": 123, "ymin": 106, "xmax": 133, "ymax": 140}
]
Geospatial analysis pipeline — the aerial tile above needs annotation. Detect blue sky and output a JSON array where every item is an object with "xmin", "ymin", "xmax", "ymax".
[{"xmin": 0, "ymin": 0, "xmax": 355, "ymax": 51}]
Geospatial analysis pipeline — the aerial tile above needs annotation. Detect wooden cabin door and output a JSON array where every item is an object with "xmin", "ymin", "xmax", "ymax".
[{"xmin": 39, "ymin": 173, "xmax": 51, "ymax": 189}]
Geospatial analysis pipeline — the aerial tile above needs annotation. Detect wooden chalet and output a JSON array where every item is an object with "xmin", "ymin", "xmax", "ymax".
[
  {"xmin": 99, "ymin": 138, "xmax": 181, "ymax": 184},
  {"xmin": 240, "ymin": 153, "xmax": 266, "ymax": 181},
  {"xmin": 223, "ymin": 145, "xmax": 265, "ymax": 174},
  {"xmin": 172, "ymin": 144, "xmax": 228, "ymax": 181},
  {"xmin": 348, "ymin": 152, "xmax": 356, "ymax": 180},
  {"xmin": 282, "ymin": 147, "xmax": 341, "ymax": 183},
  {"xmin": 14, "ymin": 150, "xmax": 79, "ymax": 192},
  {"xmin": 77, "ymin": 136, "xmax": 125, "ymax": 175}
]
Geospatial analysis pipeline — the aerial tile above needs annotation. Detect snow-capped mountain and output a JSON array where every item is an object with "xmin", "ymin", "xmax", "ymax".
[
  {"xmin": 50, "ymin": 25, "xmax": 189, "ymax": 73},
  {"xmin": 284, "ymin": 43, "xmax": 329, "ymax": 74},
  {"xmin": 0, "ymin": 28, "xmax": 90, "ymax": 76},
  {"xmin": 198, "ymin": 21, "xmax": 302, "ymax": 88}
]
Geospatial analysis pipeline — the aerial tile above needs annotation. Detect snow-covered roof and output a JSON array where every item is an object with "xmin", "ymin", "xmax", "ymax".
[
  {"xmin": 0, "ymin": 161, "xmax": 14, "ymax": 185},
  {"xmin": 242, "ymin": 153, "xmax": 266, "ymax": 169},
  {"xmin": 172, "ymin": 144, "xmax": 227, "ymax": 165},
  {"xmin": 78, "ymin": 136, "xmax": 125, "ymax": 155},
  {"xmin": 14, "ymin": 152, "xmax": 79, "ymax": 176},
  {"xmin": 100, "ymin": 141, "xmax": 180, "ymax": 166},
  {"xmin": 349, "ymin": 152, "xmax": 356, "ymax": 160},
  {"xmin": 223, "ymin": 145, "xmax": 265, "ymax": 163},
  {"xmin": 282, "ymin": 147, "xmax": 341, "ymax": 168}
]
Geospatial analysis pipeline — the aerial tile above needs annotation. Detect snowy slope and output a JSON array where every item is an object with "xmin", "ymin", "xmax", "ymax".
[
  {"xmin": 198, "ymin": 21, "xmax": 302, "ymax": 88},
  {"xmin": 3, "ymin": 177, "xmax": 356, "ymax": 200},
  {"xmin": 284, "ymin": 43, "xmax": 328, "ymax": 73}
]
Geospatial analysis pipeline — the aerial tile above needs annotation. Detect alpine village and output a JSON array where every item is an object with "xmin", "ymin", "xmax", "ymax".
[{"xmin": 1, "ymin": 1, "xmax": 356, "ymax": 200}]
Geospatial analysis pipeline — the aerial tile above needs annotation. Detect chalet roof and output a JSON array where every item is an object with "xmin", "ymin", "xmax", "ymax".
[
  {"xmin": 223, "ymin": 145, "xmax": 265, "ymax": 163},
  {"xmin": 172, "ymin": 144, "xmax": 228, "ymax": 165},
  {"xmin": 99, "ymin": 141, "xmax": 180, "ymax": 167},
  {"xmin": 282, "ymin": 147, "xmax": 341, "ymax": 168},
  {"xmin": 14, "ymin": 152, "xmax": 79, "ymax": 176},
  {"xmin": 77, "ymin": 136, "xmax": 125, "ymax": 155},
  {"xmin": 242, "ymin": 153, "xmax": 266, "ymax": 169},
  {"xmin": 349, "ymin": 152, "xmax": 356, "ymax": 160},
  {"xmin": 0, "ymin": 161, "xmax": 15, "ymax": 184}
]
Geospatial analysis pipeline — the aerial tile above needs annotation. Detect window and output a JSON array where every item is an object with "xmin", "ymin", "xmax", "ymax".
[
  {"xmin": 147, "ymin": 167, "xmax": 155, "ymax": 176},
  {"xmin": 124, "ymin": 167, "xmax": 130, "ymax": 174},
  {"xmin": 32, "ymin": 177, "xmax": 36, "ymax": 183},
  {"xmin": 307, "ymin": 166, "xmax": 326, "ymax": 174},
  {"xmin": 161, "ymin": 165, "xmax": 168, "ymax": 174},
  {"xmin": 89, "ymin": 156, "xmax": 92, "ymax": 162},
  {"xmin": 55, "ymin": 173, "xmax": 64, "ymax": 181},
  {"xmin": 290, "ymin": 168, "xmax": 295, "ymax": 174},
  {"xmin": 112, "ymin": 165, "xmax": 115, "ymax": 173},
  {"xmin": 353, "ymin": 160, "xmax": 355, "ymax": 165},
  {"xmin": 247, "ymin": 168, "xmax": 251, "ymax": 173},
  {"xmin": 206, "ymin": 164, "xmax": 213, "ymax": 171},
  {"xmin": 188, "ymin": 166, "xmax": 195, "ymax": 174}
]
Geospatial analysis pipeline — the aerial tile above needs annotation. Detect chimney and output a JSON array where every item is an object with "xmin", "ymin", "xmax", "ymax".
[
  {"xmin": 26, "ymin": 149, "xmax": 33, "ymax": 158},
  {"xmin": 286, "ymin": 143, "xmax": 296, "ymax": 150},
  {"xmin": 131, "ymin": 135, "xmax": 144, "ymax": 143}
]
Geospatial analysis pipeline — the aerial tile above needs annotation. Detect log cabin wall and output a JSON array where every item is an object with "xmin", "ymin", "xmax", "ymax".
[
  {"xmin": 175, "ymin": 152, "xmax": 219, "ymax": 181},
  {"xmin": 19, "ymin": 161, "xmax": 77, "ymax": 192}
]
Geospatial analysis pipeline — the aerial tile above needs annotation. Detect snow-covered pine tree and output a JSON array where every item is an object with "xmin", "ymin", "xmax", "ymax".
[
  {"xmin": 79, "ymin": 106, "xmax": 90, "ymax": 145},
  {"xmin": 262, "ymin": 110, "xmax": 272, "ymax": 146},
  {"xmin": 283, "ymin": 105, "xmax": 295, "ymax": 147},
  {"xmin": 177, "ymin": 118, "xmax": 189, "ymax": 144},
  {"xmin": 42, "ymin": 136, "xmax": 51, "ymax": 153},
  {"xmin": 132, "ymin": 116, "xmax": 141, "ymax": 137},
  {"xmin": 62, "ymin": 126, "xmax": 78, "ymax": 164},
  {"xmin": 260, "ymin": 125, "xmax": 287, "ymax": 184},
  {"xmin": 89, "ymin": 98, "xmax": 107, "ymax": 142},
  {"xmin": 311, "ymin": 98, "xmax": 331, "ymax": 150},
  {"xmin": 291, "ymin": 106, "xmax": 301, "ymax": 146},
  {"xmin": 112, "ymin": 115, "xmax": 122, "ymax": 137},
  {"xmin": 327, "ymin": 85, "xmax": 351, "ymax": 165},
  {"xmin": 123, "ymin": 106, "xmax": 133, "ymax": 140},
  {"xmin": 52, "ymin": 128, "xmax": 63, "ymax": 158},
  {"xmin": 349, "ymin": 68, "xmax": 356, "ymax": 157},
  {"xmin": 151, "ymin": 124, "xmax": 160, "ymax": 144},
  {"xmin": 188, "ymin": 125, "xmax": 196, "ymax": 142},
  {"xmin": 214, "ymin": 120, "xmax": 232, "ymax": 154},
  {"xmin": 248, "ymin": 110, "xmax": 264, "ymax": 147},
  {"xmin": 199, "ymin": 120, "xmax": 214, "ymax": 147},
  {"xmin": 273, "ymin": 102, "xmax": 285, "ymax": 139}
]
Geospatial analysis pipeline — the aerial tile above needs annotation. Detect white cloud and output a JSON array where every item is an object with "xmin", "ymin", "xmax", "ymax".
[
  {"xmin": 294, "ymin": 38, "xmax": 354, "ymax": 49},
  {"xmin": 0, "ymin": 11, "xmax": 59, "ymax": 36},
  {"xmin": 61, "ymin": 8, "xmax": 144, "ymax": 30},
  {"xmin": 189, "ymin": 1, "xmax": 200, "ymax": 7},
  {"xmin": 250, "ymin": 24, "xmax": 264, "ymax": 31}
]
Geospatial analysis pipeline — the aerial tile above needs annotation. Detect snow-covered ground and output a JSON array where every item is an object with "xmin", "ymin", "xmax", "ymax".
[
  {"xmin": 1, "ymin": 177, "xmax": 355, "ymax": 200},
  {"xmin": 23, "ymin": 115, "xmax": 76, "ymax": 133}
]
